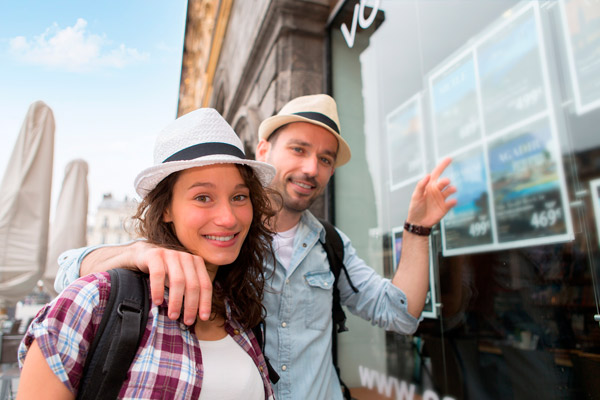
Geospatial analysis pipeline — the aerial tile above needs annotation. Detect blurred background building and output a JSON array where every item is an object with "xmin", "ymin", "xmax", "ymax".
[
  {"xmin": 178, "ymin": 0, "xmax": 600, "ymax": 399},
  {"xmin": 87, "ymin": 193, "xmax": 138, "ymax": 246}
]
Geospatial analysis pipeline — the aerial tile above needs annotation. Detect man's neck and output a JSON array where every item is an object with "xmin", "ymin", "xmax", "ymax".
[{"xmin": 273, "ymin": 208, "xmax": 303, "ymax": 232}]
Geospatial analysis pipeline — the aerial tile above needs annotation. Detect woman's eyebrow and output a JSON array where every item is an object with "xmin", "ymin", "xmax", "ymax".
[
  {"xmin": 187, "ymin": 181, "xmax": 215, "ymax": 190},
  {"xmin": 187, "ymin": 182, "xmax": 249, "ymax": 190}
]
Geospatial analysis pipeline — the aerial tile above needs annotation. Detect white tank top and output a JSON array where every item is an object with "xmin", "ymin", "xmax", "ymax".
[{"xmin": 198, "ymin": 335, "xmax": 265, "ymax": 400}]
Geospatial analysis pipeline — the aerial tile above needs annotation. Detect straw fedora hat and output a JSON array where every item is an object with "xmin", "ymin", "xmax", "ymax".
[
  {"xmin": 258, "ymin": 94, "xmax": 351, "ymax": 167},
  {"xmin": 134, "ymin": 108, "xmax": 276, "ymax": 197}
]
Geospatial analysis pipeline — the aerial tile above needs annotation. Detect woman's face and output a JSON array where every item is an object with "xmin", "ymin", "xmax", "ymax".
[{"xmin": 163, "ymin": 164, "xmax": 253, "ymax": 272}]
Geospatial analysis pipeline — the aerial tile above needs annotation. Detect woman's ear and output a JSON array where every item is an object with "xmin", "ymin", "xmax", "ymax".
[{"xmin": 163, "ymin": 207, "xmax": 172, "ymax": 223}]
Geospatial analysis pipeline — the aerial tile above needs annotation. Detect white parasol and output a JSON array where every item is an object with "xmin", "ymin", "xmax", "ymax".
[
  {"xmin": 0, "ymin": 101, "xmax": 55, "ymax": 304},
  {"xmin": 43, "ymin": 159, "xmax": 89, "ymax": 295}
]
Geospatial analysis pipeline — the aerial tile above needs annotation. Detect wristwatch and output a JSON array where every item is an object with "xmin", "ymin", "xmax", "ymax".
[{"xmin": 404, "ymin": 221, "xmax": 432, "ymax": 236}]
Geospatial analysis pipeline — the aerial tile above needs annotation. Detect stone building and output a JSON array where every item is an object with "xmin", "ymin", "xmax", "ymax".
[
  {"xmin": 87, "ymin": 193, "xmax": 137, "ymax": 246},
  {"xmin": 178, "ymin": 0, "xmax": 338, "ymax": 218}
]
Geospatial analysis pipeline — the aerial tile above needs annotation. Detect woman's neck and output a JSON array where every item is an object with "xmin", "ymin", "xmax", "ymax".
[
  {"xmin": 193, "ymin": 262, "xmax": 226, "ymax": 340},
  {"xmin": 195, "ymin": 314, "xmax": 227, "ymax": 341}
]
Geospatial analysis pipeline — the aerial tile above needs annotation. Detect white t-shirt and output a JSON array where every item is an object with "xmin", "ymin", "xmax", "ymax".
[
  {"xmin": 198, "ymin": 335, "xmax": 265, "ymax": 400},
  {"xmin": 272, "ymin": 224, "xmax": 299, "ymax": 270}
]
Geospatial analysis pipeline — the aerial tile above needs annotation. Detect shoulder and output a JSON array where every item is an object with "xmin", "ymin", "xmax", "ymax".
[{"xmin": 51, "ymin": 272, "xmax": 112, "ymax": 318}]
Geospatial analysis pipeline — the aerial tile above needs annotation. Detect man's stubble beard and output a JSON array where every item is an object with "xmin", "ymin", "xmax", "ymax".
[{"xmin": 271, "ymin": 177, "xmax": 320, "ymax": 214}]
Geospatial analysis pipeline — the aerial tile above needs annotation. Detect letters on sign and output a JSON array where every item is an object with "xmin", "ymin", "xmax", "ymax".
[{"xmin": 341, "ymin": 0, "xmax": 381, "ymax": 48}]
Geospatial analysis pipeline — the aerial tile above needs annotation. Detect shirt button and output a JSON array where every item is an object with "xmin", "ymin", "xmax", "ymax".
[
  {"xmin": 234, "ymin": 329, "xmax": 240, "ymax": 335},
  {"xmin": 281, "ymin": 322, "xmax": 287, "ymax": 328},
  {"xmin": 285, "ymin": 279, "xmax": 290, "ymax": 284},
  {"xmin": 281, "ymin": 365, "xmax": 287, "ymax": 371},
  {"xmin": 259, "ymin": 365, "xmax": 264, "ymax": 371},
  {"xmin": 400, "ymin": 299, "xmax": 405, "ymax": 304},
  {"xmin": 302, "ymin": 243, "xmax": 307, "ymax": 248},
  {"xmin": 324, "ymin": 282, "xmax": 328, "ymax": 286}
]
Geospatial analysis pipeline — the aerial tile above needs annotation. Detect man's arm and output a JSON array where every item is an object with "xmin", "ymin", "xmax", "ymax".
[
  {"xmin": 55, "ymin": 241, "xmax": 213, "ymax": 324},
  {"xmin": 392, "ymin": 157, "xmax": 457, "ymax": 317}
]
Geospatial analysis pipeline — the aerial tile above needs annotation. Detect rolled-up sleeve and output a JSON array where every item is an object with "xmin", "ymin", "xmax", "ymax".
[
  {"xmin": 54, "ymin": 246, "xmax": 96, "ymax": 293},
  {"xmin": 55, "ymin": 240, "xmax": 143, "ymax": 293},
  {"xmin": 335, "ymin": 228, "xmax": 422, "ymax": 334}
]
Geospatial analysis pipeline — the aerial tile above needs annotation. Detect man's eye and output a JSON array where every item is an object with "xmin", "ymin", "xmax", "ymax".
[
  {"xmin": 291, "ymin": 147, "xmax": 303, "ymax": 153},
  {"xmin": 321, "ymin": 157, "xmax": 333, "ymax": 165}
]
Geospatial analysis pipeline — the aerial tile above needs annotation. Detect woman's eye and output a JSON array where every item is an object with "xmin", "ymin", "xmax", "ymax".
[
  {"xmin": 233, "ymin": 194, "xmax": 248, "ymax": 202},
  {"xmin": 195, "ymin": 195, "xmax": 210, "ymax": 203}
]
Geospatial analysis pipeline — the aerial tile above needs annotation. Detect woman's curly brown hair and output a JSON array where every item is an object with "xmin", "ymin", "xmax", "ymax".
[{"xmin": 132, "ymin": 164, "xmax": 278, "ymax": 330}]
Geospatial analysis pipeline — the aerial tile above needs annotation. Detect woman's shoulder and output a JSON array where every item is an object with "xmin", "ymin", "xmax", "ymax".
[{"xmin": 54, "ymin": 271, "xmax": 114, "ymax": 314}]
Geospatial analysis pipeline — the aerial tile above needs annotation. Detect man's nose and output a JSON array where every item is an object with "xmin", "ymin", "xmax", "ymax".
[{"xmin": 301, "ymin": 154, "xmax": 319, "ymax": 177}]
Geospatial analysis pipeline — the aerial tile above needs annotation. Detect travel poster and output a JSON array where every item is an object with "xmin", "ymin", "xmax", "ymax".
[
  {"xmin": 559, "ymin": 0, "xmax": 600, "ymax": 114},
  {"xmin": 429, "ymin": 51, "xmax": 482, "ymax": 158},
  {"xmin": 386, "ymin": 94, "xmax": 426, "ymax": 190},
  {"xmin": 591, "ymin": 179, "xmax": 600, "ymax": 248},
  {"xmin": 488, "ymin": 117, "xmax": 569, "ymax": 243},
  {"xmin": 392, "ymin": 226, "xmax": 437, "ymax": 318},
  {"xmin": 441, "ymin": 147, "xmax": 493, "ymax": 254},
  {"xmin": 477, "ymin": 3, "xmax": 547, "ymax": 135}
]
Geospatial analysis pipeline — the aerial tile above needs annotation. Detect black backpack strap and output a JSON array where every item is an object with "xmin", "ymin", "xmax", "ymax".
[
  {"xmin": 77, "ymin": 269, "xmax": 150, "ymax": 400},
  {"xmin": 319, "ymin": 219, "xmax": 358, "ymax": 400},
  {"xmin": 252, "ymin": 321, "xmax": 280, "ymax": 384},
  {"xmin": 319, "ymin": 219, "xmax": 358, "ymax": 334}
]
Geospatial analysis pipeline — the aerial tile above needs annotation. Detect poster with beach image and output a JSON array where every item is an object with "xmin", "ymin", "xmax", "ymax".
[
  {"xmin": 441, "ymin": 147, "xmax": 493, "ymax": 254},
  {"xmin": 488, "ymin": 117, "xmax": 569, "ymax": 243},
  {"xmin": 386, "ymin": 94, "xmax": 426, "ymax": 190},
  {"xmin": 392, "ymin": 226, "xmax": 437, "ymax": 318},
  {"xmin": 429, "ymin": 51, "xmax": 482, "ymax": 158},
  {"xmin": 591, "ymin": 179, "xmax": 600, "ymax": 248},
  {"xmin": 477, "ymin": 3, "xmax": 547, "ymax": 135},
  {"xmin": 559, "ymin": 0, "xmax": 600, "ymax": 114}
]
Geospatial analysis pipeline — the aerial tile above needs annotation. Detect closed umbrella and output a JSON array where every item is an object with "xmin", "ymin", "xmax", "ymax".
[
  {"xmin": 43, "ymin": 159, "xmax": 89, "ymax": 296},
  {"xmin": 0, "ymin": 101, "xmax": 55, "ymax": 304}
]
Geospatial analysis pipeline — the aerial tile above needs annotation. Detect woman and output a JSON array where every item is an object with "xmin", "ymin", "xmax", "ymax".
[{"xmin": 17, "ymin": 108, "xmax": 278, "ymax": 399}]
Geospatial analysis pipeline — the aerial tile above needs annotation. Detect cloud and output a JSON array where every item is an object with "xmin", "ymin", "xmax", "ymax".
[{"xmin": 8, "ymin": 18, "xmax": 148, "ymax": 72}]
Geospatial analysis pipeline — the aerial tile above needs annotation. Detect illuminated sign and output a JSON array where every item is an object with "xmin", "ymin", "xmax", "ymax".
[{"xmin": 426, "ymin": 1, "xmax": 573, "ymax": 255}]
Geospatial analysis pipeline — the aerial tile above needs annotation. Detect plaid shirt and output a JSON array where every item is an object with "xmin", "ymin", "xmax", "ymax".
[{"xmin": 19, "ymin": 272, "xmax": 275, "ymax": 400}]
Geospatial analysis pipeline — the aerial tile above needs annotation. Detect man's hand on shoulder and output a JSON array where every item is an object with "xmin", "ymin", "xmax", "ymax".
[
  {"xmin": 132, "ymin": 242, "xmax": 213, "ymax": 325},
  {"xmin": 80, "ymin": 240, "xmax": 211, "ymax": 325}
]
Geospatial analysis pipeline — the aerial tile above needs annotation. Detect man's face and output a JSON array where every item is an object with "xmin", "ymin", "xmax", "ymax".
[{"xmin": 256, "ymin": 122, "xmax": 337, "ymax": 213}]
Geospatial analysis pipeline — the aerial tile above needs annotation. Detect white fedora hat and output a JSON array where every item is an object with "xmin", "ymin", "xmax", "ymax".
[
  {"xmin": 134, "ymin": 108, "xmax": 276, "ymax": 197},
  {"xmin": 258, "ymin": 94, "xmax": 351, "ymax": 167}
]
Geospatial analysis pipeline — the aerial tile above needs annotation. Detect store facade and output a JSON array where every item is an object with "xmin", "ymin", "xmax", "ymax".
[
  {"xmin": 180, "ymin": 0, "xmax": 600, "ymax": 398},
  {"xmin": 329, "ymin": 1, "xmax": 600, "ymax": 399}
]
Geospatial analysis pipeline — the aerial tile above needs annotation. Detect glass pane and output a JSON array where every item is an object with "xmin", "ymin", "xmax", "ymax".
[{"xmin": 330, "ymin": 1, "xmax": 600, "ymax": 399}]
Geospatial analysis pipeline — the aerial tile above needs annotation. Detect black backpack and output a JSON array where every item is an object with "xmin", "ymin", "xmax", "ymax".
[
  {"xmin": 77, "ymin": 268, "xmax": 150, "ymax": 400},
  {"xmin": 77, "ymin": 268, "xmax": 278, "ymax": 400}
]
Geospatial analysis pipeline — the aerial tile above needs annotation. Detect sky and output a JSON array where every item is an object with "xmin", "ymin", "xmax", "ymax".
[{"xmin": 0, "ymin": 1, "xmax": 188, "ymax": 222}]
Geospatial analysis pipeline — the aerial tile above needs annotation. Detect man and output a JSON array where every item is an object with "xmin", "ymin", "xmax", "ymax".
[{"xmin": 56, "ymin": 94, "xmax": 456, "ymax": 399}]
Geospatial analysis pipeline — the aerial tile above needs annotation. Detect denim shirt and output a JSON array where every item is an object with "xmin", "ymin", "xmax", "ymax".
[{"xmin": 55, "ymin": 211, "xmax": 420, "ymax": 400}]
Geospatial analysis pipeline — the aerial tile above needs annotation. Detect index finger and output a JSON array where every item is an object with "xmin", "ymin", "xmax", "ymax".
[{"xmin": 430, "ymin": 157, "xmax": 452, "ymax": 182}]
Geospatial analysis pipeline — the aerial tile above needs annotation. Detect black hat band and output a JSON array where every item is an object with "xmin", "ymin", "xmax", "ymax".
[
  {"xmin": 163, "ymin": 142, "xmax": 246, "ymax": 163},
  {"xmin": 292, "ymin": 112, "xmax": 340, "ymax": 134}
]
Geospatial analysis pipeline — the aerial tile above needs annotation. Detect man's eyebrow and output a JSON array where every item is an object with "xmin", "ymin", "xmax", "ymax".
[
  {"xmin": 287, "ymin": 139, "xmax": 337, "ymax": 158},
  {"xmin": 286, "ymin": 139, "xmax": 312, "ymax": 147}
]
